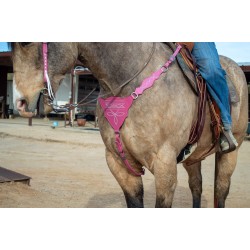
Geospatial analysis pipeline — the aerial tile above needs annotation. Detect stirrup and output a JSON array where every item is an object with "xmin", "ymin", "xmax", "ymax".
[{"xmin": 220, "ymin": 129, "xmax": 238, "ymax": 154}]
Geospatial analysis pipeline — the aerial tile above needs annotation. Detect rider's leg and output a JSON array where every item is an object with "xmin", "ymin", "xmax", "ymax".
[{"xmin": 191, "ymin": 42, "xmax": 238, "ymax": 152}]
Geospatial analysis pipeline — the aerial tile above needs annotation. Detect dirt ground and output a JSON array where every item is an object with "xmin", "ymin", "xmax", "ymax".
[{"xmin": 0, "ymin": 117, "xmax": 250, "ymax": 208}]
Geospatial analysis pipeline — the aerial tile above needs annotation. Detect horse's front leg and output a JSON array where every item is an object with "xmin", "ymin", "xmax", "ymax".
[
  {"xmin": 153, "ymin": 148, "xmax": 177, "ymax": 208},
  {"xmin": 105, "ymin": 149, "xmax": 144, "ymax": 208}
]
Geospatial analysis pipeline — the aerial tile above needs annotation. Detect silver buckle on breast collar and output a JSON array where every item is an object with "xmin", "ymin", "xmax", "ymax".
[
  {"xmin": 161, "ymin": 65, "xmax": 169, "ymax": 73},
  {"xmin": 131, "ymin": 92, "xmax": 139, "ymax": 99}
]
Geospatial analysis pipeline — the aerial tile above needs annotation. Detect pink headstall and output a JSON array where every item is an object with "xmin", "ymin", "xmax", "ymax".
[
  {"xmin": 99, "ymin": 44, "xmax": 182, "ymax": 176},
  {"xmin": 42, "ymin": 42, "xmax": 48, "ymax": 82},
  {"xmin": 42, "ymin": 42, "xmax": 55, "ymax": 101}
]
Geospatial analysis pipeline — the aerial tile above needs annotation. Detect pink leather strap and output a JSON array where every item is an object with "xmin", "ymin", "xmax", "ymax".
[
  {"xmin": 131, "ymin": 44, "xmax": 182, "ymax": 99},
  {"xmin": 99, "ymin": 44, "xmax": 182, "ymax": 176},
  {"xmin": 99, "ymin": 96, "xmax": 145, "ymax": 176},
  {"xmin": 115, "ymin": 133, "xmax": 145, "ymax": 176},
  {"xmin": 42, "ymin": 42, "xmax": 48, "ymax": 82}
]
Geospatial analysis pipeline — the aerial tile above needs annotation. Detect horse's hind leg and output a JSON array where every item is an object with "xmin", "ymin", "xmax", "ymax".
[
  {"xmin": 183, "ymin": 161, "xmax": 202, "ymax": 208},
  {"xmin": 106, "ymin": 149, "xmax": 144, "ymax": 208},
  {"xmin": 214, "ymin": 150, "xmax": 238, "ymax": 208}
]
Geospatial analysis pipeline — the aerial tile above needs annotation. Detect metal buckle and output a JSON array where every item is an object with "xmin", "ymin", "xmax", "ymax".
[
  {"xmin": 161, "ymin": 65, "xmax": 168, "ymax": 73},
  {"xmin": 41, "ymin": 88, "xmax": 49, "ymax": 96},
  {"xmin": 131, "ymin": 92, "xmax": 139, "ymax": 99},
  {"xmin": 196, "ymin": 71, "xmax": 201, "ymax": 77},
  {"xmin": 170, "ymin": 55, "xmax": 175, "ymax": 62}
]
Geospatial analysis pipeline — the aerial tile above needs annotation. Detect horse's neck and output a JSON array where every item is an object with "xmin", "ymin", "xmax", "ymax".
[{"xmin": 78, "ymin": 43, "xmax": 155, "ymax": 96}]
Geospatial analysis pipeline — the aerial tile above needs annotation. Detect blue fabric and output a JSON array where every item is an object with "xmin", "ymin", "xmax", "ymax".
[
  {"xmin": 0, "ymin": 42, "xmax": 11, "ymax": 52},
  {"xmin": 192, "ymin": 42, "xmax": 232, "ymax": 130}
]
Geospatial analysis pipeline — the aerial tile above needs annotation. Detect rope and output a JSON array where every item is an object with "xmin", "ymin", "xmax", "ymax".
[{"xmin": 45, "ymin": 71, "xmax": 55, "ymax": 101}]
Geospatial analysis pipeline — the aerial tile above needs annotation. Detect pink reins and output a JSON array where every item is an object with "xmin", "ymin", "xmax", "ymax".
[{"xmin": 99, "ymin": 44, "xmax": 182, "ymax": 176}]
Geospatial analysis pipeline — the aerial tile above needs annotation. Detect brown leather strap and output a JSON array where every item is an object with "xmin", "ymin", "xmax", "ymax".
[
  {"xmin": 178, "ymin": 42, "xmax": 194, "ymax": 52},
  {"xmin": 188, "ymin": 72, "xmax": 207, "ymax": 144},
  {"xmin": 207, "ymin": 94, "xmax": 222, "ymax": 142},
  {"xmin": 175, "ymin": 43, "xmax": 223, "ymax": 166},
  {"xmin": 179, "ymin": 44, "xmax": 222, "ymax": 140},
  {"xmin": 178, "ymin": 45, "xmax": 207, "ymax": 145}
]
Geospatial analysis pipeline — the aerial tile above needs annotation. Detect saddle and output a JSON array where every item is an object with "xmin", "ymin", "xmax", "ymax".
[{"xmin": 165, "ymin": 42, "xmax": 240, "ymax": 163}]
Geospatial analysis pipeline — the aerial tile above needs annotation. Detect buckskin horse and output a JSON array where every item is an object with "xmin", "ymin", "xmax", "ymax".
[{"xmin": 11, "ymin": 42, "xmax": 248, "ymax": 208}]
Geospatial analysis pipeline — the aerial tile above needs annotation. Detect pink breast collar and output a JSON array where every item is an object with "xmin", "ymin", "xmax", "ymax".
[{"xmin": 99, "ymin": 45, "xmax": 182, "ymax": 176}]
